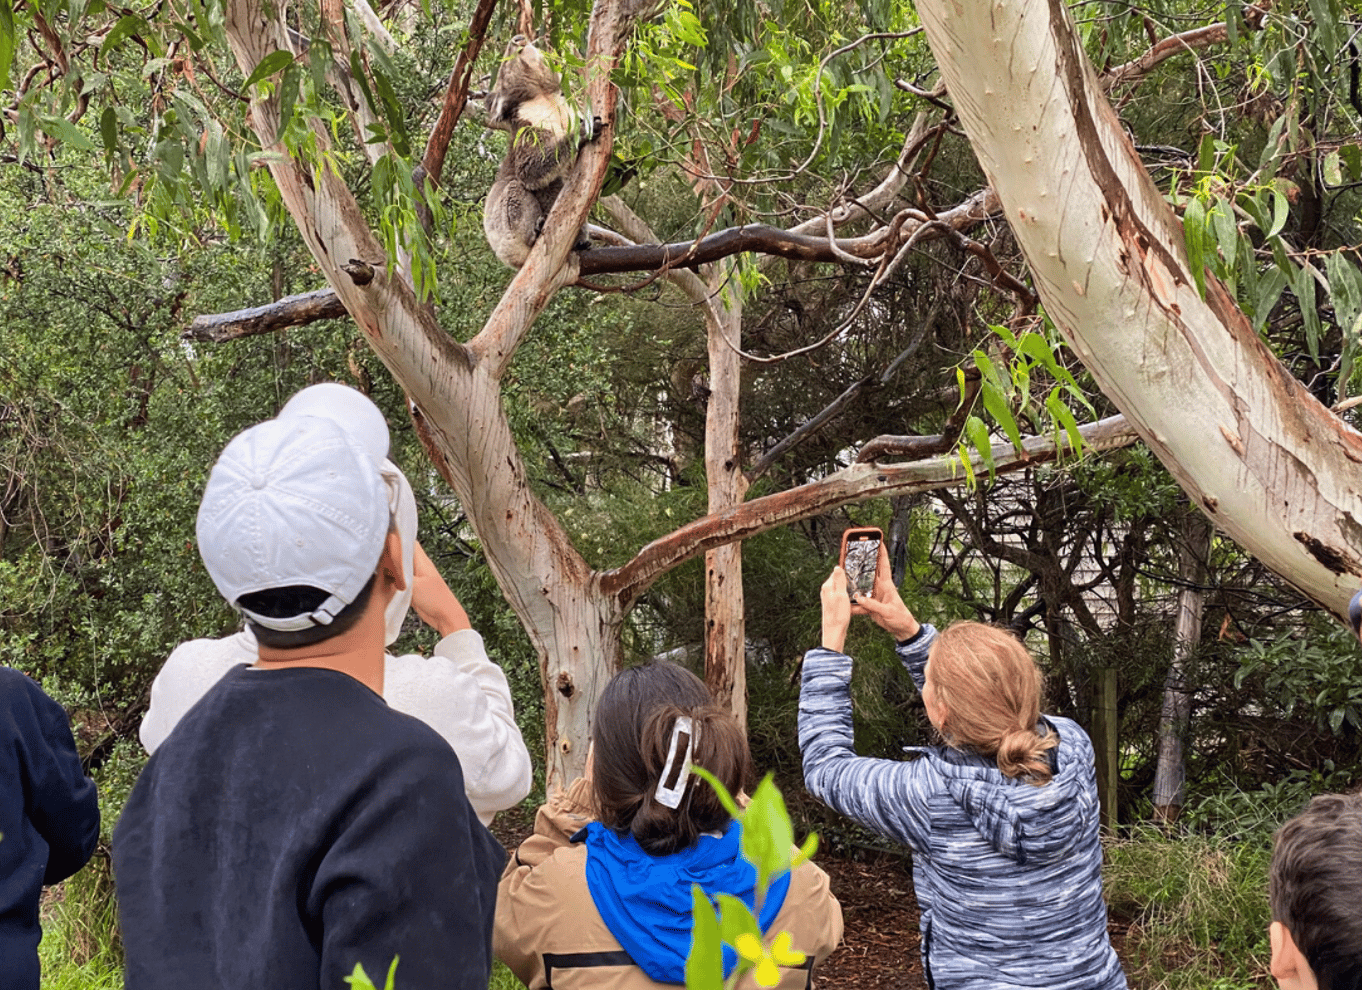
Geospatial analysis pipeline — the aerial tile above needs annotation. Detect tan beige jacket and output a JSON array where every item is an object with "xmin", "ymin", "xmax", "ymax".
[{"xmin": 494, "ymin": 779, "xmax": 844, "ymax": 990}]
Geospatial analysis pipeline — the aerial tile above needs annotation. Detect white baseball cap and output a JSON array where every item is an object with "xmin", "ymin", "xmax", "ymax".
[
  {"xmin": 278, "ymin": 382, "xmax": 390, "ymax": 462},
  {"xmin": 195, "ymin": 414, "xmax": 390, "ymax": 632},
  {"xmin": 276, "ymin": 382, "xmax": 417, "ymax": 645}
]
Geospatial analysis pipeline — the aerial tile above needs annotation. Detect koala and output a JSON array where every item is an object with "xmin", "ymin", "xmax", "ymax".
[{"xmin": 483, "ymin": 37, "xmax": 599, "ymax": 268}]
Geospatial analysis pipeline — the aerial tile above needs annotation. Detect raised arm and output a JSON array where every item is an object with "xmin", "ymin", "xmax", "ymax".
[
  {"xmin": 798, "ymin": 564, "xmax": 940, "ymax": 853},
  {"xmin": 390, "ymin": 543, "xmax": 533, "ymax": 823}
]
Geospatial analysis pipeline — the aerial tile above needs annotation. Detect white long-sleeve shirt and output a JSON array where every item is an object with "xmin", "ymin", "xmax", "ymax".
[{"xmin": 139, "ymin": 628, "xmax": 533, "ymax": 825}]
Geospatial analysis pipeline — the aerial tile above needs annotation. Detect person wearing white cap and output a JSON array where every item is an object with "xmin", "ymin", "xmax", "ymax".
[
  {"xmin": 112, "ymin": 411, "xmax": 505, "ymax": 990},
  {"xmin": 137, "ymin": 383, "xmax": 532, "ymax": 827}
]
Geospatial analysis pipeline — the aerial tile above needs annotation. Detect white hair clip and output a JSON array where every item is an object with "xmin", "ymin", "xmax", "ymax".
[{"xmin": 654, "ymin": 715, "xmax": 697, "ymax": 809}]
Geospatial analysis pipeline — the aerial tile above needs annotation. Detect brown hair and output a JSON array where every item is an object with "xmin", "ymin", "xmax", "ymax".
[
  {"xmin": 592, "ymin": 661, "xmax": 751, "ymax": 856},
  {"xmin": 927, "ymin": 621, "xmax": 1057, "ymax": 785},
  {"xmin": 1270, "ymin": 793, "xmax": 1362, "ymax": 990}
]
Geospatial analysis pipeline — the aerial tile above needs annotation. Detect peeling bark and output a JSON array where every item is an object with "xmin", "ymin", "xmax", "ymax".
[{"xmin": 916, "ymin": 0, "xmax": 1362, "ymax": 622}]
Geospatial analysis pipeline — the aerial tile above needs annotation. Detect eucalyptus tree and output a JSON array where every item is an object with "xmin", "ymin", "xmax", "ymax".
[{"xmin": 6, "ymin": 0, "xmax": 1359, "ymax": 790}]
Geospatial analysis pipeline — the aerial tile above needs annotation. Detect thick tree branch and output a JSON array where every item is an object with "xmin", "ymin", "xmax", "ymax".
[
  {"xmin": 182, "ymin": 289, "xmax": 349, "ymax": 341},
  {"xmin": 599, "ymin": 414, "xmax": 1137, "ymax": 608},
  {"xmin": 186, "ymin": 189, "xmax": 1002, "ymax": 336}
]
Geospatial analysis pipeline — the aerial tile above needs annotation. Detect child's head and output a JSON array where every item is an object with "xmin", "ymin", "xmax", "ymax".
[
  {"xmin": 926, "ymin": 621, "xmax": 1057, "ymax": 785},
  {"xmin": 1269, "ymin": 793, "xmax": 1362, "ymax": 990},
  {"xmin": 591, "ymin": 661, "xmax": 751, "ymax": 856}
]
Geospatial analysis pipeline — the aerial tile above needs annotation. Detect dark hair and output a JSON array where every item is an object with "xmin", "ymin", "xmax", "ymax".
[
  {"xmin": 1270, "ymin": 793, "xmax": 1362, "ymax": 990},
  {"xmin": 592, "ymin": 661, "xmax": 750, "ymax": 856},
  {"xmin": 238, "ymin": 576, "xmax": 377, "ymax": 649}
]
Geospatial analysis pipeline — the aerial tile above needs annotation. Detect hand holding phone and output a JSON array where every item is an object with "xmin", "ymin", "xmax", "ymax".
[{"xmin": 839, "ymin": 527, "xmax": 883, "ymax": 600}]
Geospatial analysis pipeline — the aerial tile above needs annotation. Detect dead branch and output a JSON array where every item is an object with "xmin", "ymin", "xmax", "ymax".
[
  {"xmin": 186, "ymin": 190, "xmax": 1003, "ymax": 340},
  {"xmin": 855, "ymin": 368, "xmax": 982, "ymax": 462},
  {"xmin": 181, "ymin": 289, "xmax": 349, "ymax": 341}
]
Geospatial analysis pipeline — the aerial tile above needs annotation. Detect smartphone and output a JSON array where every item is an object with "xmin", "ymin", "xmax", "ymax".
[{"xmin": 839, "ymin": 527, "xmax": 883, "ymax": 599}]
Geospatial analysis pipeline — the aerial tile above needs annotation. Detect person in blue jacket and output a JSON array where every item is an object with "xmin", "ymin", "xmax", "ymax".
[
  {"xmin": 1, "ymin": 666, "xmax": 100, "ymax": 990},
  {"xmin": 798, "ymin": 543, "xmax": 1126, "ymax": 990}
]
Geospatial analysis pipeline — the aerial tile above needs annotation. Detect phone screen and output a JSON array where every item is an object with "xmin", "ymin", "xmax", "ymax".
[{"xmin": 844, "ymin": 534, "xmax": 881, "ymax": 598}]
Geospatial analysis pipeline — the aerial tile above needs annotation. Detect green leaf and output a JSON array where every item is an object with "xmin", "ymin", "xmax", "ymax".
[
  {"xmin": 243, "ymin": 50, "xmax": 294, "ymax": 91},
  {"xmin": 1342, "ymin": 144, "xmax": 1362, "ymax": 182},
  {"xmin": 980, "ymin": 380, "xmax": 1023, "ymax": 452},
  {"xmin": 964, "ymin": 415, "xmax": 995, "ymax": 482},
  {"xmin": 39, "ymin": 116, "xmax": 96, "ymax": 151},
  {"xmin": 99, "ymin": 106, "xmax": 117, "ymax": 157},
  {"xmin": 742, "ymin": 774, "xmax": 794, "ymax": 895},
  {"xmin": 1046, "ymin": 390, "xmax": 1084, "ymax": 456},
  {"xmin": 716, "ymin": 893, "xmax": 762, "ymax": 946},
  {"xmin": 1252, "ymin": 267, "xmax": 1288, "ymax": 332},
  {"xmin": 686, "ymin": 886, "xmax": 724, "ymax": 990},
  {"xmin": 344, "ymin": 963, "xmax": 378, "ymax": 990},
  {"xmin": 1211, "ymin": 201, "xmax": 1237, "ymax": 269},
  {"xmin": 690, "ymin": 766, "xmax": 742, "ymax": 820},
  {"xmin": 370, "ymin": 63, "xmax": 411, "ymax": 157},
  {"xmin": 99, "ymin": 14, "xmax": 146, "ymax": 61},
  {"xmin": 1267, "ymin": 190, "xmax": 1289, "ymax": 239},
  {"xmin": 1294, "ymin": 263, "xmax": 1321, "ymax": 361},
  {"xmin": 1324, "ymin": 150, "xmax": 1343, "ymax": 187},
  {"xmin": 274, "ymin": 63, "xmax": 301, "ymax": 144},
  {"xmin": 1182, "ymin": 196, "xmax": 1207, "ymax": 299},
  {"xmin": 791, "ymin": 832, "xmax": 818, "ymax": 869},
  {"xmin": 0, "ymin": 0, "xmax": 14, "ymax": 94}
]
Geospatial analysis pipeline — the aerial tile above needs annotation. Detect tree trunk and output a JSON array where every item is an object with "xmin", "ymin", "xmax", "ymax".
[
  {"xmin": 703, "ymin": 278, "xmax": 749, "ymax": 725},
  {"xmin": 1152, "ymin": 510, "xmax": 1211, "ymax": 821},
  {"xmin": 915, "ymin": 0, "xmax": 1362, "ymax": 621}
]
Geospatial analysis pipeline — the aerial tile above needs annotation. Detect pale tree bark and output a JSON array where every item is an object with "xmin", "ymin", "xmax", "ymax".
[
  {"xmin": 703, "ymin": 281, "xmax": 748, "ymax": 727},
  {"xmin": 915, "ymin": 0, "xmax": 1362, "ymax": 622},
  {"xmin": 1152, "ymin": 510, "xmax": 1211, "ymax": 822},
  {"xmin": 596, "ymin": 197, "xmax": 750, "ymax": 726}
]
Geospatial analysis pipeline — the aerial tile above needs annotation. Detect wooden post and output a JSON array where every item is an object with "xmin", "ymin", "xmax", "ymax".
[{"xmin": 1092, "ymin": 666, "xmax": 1119, "ymax": 830}]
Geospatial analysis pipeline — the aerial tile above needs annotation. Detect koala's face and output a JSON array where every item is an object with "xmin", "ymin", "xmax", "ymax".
[{"xmin": 486, "ymin": 35, "xmax": 562, "ymax": 127}]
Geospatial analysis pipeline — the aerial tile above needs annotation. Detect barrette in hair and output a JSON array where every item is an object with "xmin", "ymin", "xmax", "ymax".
[{"xmin": 654, "ymin": 715, "xmax": 697, "ymax": 809}]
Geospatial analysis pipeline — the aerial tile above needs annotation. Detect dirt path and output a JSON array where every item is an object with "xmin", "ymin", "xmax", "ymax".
[{"xmin": 814, "ymin": 852, "xmax": 925, "ymax": 988}]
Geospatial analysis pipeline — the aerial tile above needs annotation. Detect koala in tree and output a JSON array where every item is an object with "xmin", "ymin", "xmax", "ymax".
[{"xmin": 483, "ymin": 36, "xmax": 600, "ymax": 268}]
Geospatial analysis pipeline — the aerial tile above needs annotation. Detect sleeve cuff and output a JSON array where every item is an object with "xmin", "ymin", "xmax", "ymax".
[{"xmin": 897, "ymin": 626, "xmax": 929, "ymax": 648}]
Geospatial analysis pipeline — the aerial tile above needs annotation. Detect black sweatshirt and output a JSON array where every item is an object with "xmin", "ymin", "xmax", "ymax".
[
  {"xmin": 113, "ymin": 664, "xmax": 506, "ymax": 990},
  {"xmin": 0, "ymin": 666, "xmax": 100, "ymax": 990}
]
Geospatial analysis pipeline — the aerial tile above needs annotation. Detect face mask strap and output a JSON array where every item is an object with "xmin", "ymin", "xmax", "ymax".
[{"xmin": 654, "ymin": 715, "xmax": 697, "ymax": 809}]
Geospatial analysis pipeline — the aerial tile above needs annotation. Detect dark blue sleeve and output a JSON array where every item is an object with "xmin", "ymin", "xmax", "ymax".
[
  {"xmin": 9, "ymin": 670, "xmax": 101, "ymax": 884},
  {"xmin": 310, "ymin": 740, "xmax": 506, "ymax": 990}
]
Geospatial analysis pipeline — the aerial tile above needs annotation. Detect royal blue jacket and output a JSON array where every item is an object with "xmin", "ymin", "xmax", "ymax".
[
  {"xmin": 799, "ymin": 627, "xmax": 1125, "ymax": 990},
  {"xmin": 0, "ymin": 666, "xmax": 100, "ymax": 990}
]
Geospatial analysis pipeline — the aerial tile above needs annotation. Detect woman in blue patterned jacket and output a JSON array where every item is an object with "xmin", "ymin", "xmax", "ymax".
[{"xmin": 798, "ymin": 545, "xmax": 1126, "ymax": 990}]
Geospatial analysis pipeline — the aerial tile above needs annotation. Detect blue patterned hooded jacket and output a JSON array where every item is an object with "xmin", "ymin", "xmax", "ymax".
[{"xmin": 799, "ymin": 625, "xmax": 1126, "ymax": 990}]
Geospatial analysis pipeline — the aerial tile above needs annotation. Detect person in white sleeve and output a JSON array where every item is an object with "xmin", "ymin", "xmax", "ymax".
[{"xmin": 138, "ymin": 383, "xmax": 533, "ymax": 826}]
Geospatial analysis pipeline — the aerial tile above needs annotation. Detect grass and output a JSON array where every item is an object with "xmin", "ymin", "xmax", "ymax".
[{"xmin": 1103, "ymin": 827, "xmax": 1274, "ymax": 990}]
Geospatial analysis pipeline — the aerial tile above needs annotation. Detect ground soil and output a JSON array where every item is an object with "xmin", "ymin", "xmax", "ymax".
[{"xmin": 813, "ymin": 850, "xmax": 925, "ymax": 988}]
